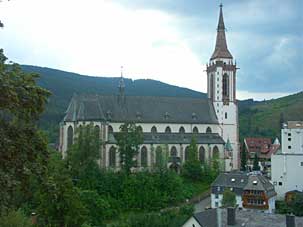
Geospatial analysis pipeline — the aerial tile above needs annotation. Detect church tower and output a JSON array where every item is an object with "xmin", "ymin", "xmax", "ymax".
[{"xmin": 207, "ymin": 4, "xmax": 240, "ymax": 169}]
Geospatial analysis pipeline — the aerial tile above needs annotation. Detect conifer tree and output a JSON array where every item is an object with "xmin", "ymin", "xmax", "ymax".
[
  {"xmin": 252, "ymin": 153, "xmax": 260, "ymax": 171},
  {"xmin": 240, "ymin": 142, "xmax": 247, "ymax": 171}
]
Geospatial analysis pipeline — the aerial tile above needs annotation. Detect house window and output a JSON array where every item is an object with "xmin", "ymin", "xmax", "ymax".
[
  {"xmin": 215, "ymin": 202, "xmax": 219, "ymax": 208},
  {"xmin": 279, "ymin": 182, "xmax": 283, "ymax": 186},
  {"xmin": 300, "ymin": 162, "xmax": 303, "ymax": 166},
  {"xmin": 215, "ymin": 194, "xmax": 219, "ymax": 199}
]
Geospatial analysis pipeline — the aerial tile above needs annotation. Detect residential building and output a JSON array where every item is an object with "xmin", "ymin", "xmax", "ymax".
[
  {"xmin": 211, "ymin": 172, "xmax": 276, "ymax": 213},
  {"xmin": 271, "ymin": 121, "xmax": 303, "ymax": 199}
]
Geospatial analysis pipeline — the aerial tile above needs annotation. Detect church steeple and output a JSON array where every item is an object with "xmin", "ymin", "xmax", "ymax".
[
  {"xmin": 210, "ymin": 4, "xmax": 233, "ymax": 60},
  {"xmin": 118, "ymin": 66, "xmax": 125, "ymax": 104}
]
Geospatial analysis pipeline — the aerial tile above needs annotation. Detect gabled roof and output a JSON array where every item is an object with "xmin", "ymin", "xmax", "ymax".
[
  {"xmin": 244, "ymin": 175, "xmax": 276, "ymax": 198},
  {"xmin": 63, "ymin": 94, "xmax": 218, "ymax": 124},
  {"xmin": 210, "ymin": 5, "xmax": 233, "ymax": 60}
]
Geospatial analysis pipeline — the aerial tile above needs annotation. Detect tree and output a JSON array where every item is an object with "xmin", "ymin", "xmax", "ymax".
[
  {"xmin": 0, "ymin": 49, "xmax": 50, "ymax": 212},
  {"xmin": 116, "ymin": 123, "xmax": 143, "ymax": 174},
  {"xmin": 290, "ymin": 194, "xmax": 303, "ymax": 216},
  {"xmin": 67, "ymin": 124, "xmax": 101, "ymax": 188},
  {"xmin": 252, "ymin": 153, "xmax": 260, "ymax": 171},
  {"xmin": 222, "ymin": 188, "xmax": 236, "ymax": 207},
  {"xmin": 240, "ymin": 142, "xmax": 247, "ymax": 171},
  {"xmin": 182, "ymin": 137, "xmax": 203, "ymax": 181},
  {"xmin": 36, "ymin": 151, "xmax": 88, "ymax": 227}
]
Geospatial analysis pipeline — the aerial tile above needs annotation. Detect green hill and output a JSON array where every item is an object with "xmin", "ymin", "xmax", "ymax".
[
  {"xmin": 21, "ymin": 65, "xmax": 303, "ymax": 144},
  {"xmin": 239, "ymin": 92, "xmax": 303, "ymax": 140}
]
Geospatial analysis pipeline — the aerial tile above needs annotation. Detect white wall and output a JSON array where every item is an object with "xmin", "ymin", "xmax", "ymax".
[
  {"xmin": 211, "ymin": 193, "xmax": 242, "ymax": 208},
  {"xmin": 271, "ymin": 154, "xmax": 303, "ymax": 199},
  {"xmin": 281, "ymin": 127, "xmax": 303, "ymax": 154}
]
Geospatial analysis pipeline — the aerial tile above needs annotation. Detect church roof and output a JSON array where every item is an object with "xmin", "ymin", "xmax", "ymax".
[
  {"xmin": 63, "ymin": 94, "xmax": 218, "ymax": 124},
  {"xmin": 108, "ymin": 132, "xmax": 225, "ymax": 144},
  {"xmin": 210, "ymin": 5, "xmax": 233, "ymax": 60}
]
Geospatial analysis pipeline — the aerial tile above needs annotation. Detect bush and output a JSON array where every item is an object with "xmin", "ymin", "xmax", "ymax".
[{"xmin": 0, "ymin": 210, "xmax": 33, "ymax": 227}]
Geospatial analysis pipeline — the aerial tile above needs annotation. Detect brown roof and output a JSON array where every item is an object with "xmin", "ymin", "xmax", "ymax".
[
  {"xmin": 244, "ymin": 138, "xmax": 280, "ymax": 159},
  {"xmin": 210, "ymin": 5, "xmax": 233, "ymax": 60}
]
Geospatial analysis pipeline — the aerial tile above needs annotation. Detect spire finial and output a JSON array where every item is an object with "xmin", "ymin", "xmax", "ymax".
[{"xmin": 220, "ymin": 3, "xmax": 223, "ymax": 8}]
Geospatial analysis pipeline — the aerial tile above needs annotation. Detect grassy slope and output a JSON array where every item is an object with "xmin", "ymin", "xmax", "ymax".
[{"xmin": 239, "ymin": 92, "xmax": 303, "ymax": 140}]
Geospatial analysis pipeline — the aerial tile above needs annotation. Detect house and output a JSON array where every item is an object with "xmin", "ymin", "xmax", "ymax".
[
  {"xmin": 183, "ymin": 208, "xmax": 303, "ymax": 227},
  {"xmin": 244, "ymin": 137, "xmax": 280, "ymax": 172},
  {"xmin": 58, "ymin": 5, "xmax": 240, "ymax": 171},
  {"xmin": 211, "ymin": 172, "xmax": 276, "ymax": 213},
  {"xmin": 271, "ymin": 121, "xmax": 303, "ymax": 199}
]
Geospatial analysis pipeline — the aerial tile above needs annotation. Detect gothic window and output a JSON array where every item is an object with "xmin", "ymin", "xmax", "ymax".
[
  {"xmin": 137, "ymin": 125, "xmax": 143, "ymax": 133},
  {"xmin": 108, "ymin": 125, "xmax": 113, "ymax": 134},
  {"xmin": 213, "ymin": 146, "xmax": 219, "ymax": 159},
  {"xmin": 185, "ymin": 146, "xmax": 190, "ymax": 161},
  {"xmin": 155, "ymin": 146, "xmax": 162, "ymax": 165},
  {"xmin": 94, "ymin": 125, "xmax": 100, "ymax": 138},
  {"xmin": 179, "ymin": 126, "xmax": 185, "ymax": 134},
  {"xmin": 141, "ymin": 146, "xmax": 148, "ymax": 167},
  {"xmin": 223, "ymin": 73, "xmax": 229, "ymax": 97},
  {"xmin": 165, "ymin": 126, "xmax": 171, "ymax": 133},
  {"xmin": 199, "ymin": 146, "xmax": 205, "ymax": 163},
  {"xmin": 206, "ymin": 127, "xmax": 212, "ymax": 133},
  {"xmin": 109, "ymin": 146, "xmax": 116, "ymax": 167},
  {"xmin": 151, "ymin": 126, "xmax": 157, "ymax": 134},
  {"xmin": 193, "ymin": 126, "xmax": 199, "ymax": 134},
  {"xmin": 170, "ymin": 146, "xmax": 177, "ymax": 157},
  {"xmin": 67, "ymin": 125, "xmax": 73, "ymax": 149}
]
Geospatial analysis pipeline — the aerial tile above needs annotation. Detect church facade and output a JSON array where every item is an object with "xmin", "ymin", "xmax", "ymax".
[{"xmin": 59, "ymin": 5, "xmax": 240, "ymax": 171}]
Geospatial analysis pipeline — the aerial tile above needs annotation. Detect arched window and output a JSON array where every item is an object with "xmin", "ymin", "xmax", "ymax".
[
  {"xmin": 185, "ymin": 146, "xmax": 190, "ymax": 161},
  {"xmin": 179, "ymin": 126, "xmax": 185, "ymax": 134},
  {"xmin": 193, "ymin": 126, "xmax": 199, "ymax": 134},
  {"xmin": 155, "ymin": 146, "xmax": 162, "ymax": 165},
  {"xmin": 141, "ymin": 146, "xmax": 148, "ymax": 167},
  {"xmin": 199, "ymin": 146, "xmax": 205, "ymax": 163},
  {"xmin": 223, "ymin": 73, "xmax": 229, "ymax": 97},
  {"xmin": 108, "ymin": 125, "xmax": 113, "ymax": 134},
  {"xmin": 94, "ymin": 125, "xmax": 100, "ymax": 138},
  {"xmin": 109, "ymin": 146, "xmax": 116, "ymax": 167},
  {"xmin": 170, "ymin": 146, "xmax": 177, "ymax": 157},
  {"xmin": 165, "ymin": 126, "xmax": 171, "ymax": 133},
  {"xmin": 213, "ymin": 146, "xmax": 219, "ymax": 159},
  {"xmin": 206, "ymin": 127, "xmax": 212, "ymax": 133},
  {"xmin": 137, "ymin": 125, "xmax": 143, "ymax": 133},
  {"xmin": 151, "ymin": 126, "xmax": 157, "ymax": 134},
  {"xmin": 67, "ymin": 125, "xmax": 73, "ymax": 149}
]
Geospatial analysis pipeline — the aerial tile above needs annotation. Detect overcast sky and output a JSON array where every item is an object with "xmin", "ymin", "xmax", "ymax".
[{"xmin": 0, "ymin": 0, "xmax": 302, "ymax": 100}]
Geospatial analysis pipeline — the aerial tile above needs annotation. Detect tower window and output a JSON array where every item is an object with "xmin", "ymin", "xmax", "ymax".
[
  {"xmin": 225, "ymin": 112, "xmax": 227, "ymax": 119},
  {"xmin": 288, "ymin": 138, "xmax": 291, "ymax": 141},
  {"xmin": 223, "ymin": 73, "xmax": 229, "ymax": 97},
  {"xmin": 288, "ymin": 146, "xmax": 291, "ymax": 149}
]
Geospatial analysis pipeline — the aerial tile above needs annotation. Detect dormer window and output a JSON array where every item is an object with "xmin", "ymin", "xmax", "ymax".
[
  {"xmin": 106, "ymin": 110, "xmax": 112, "ymax": 120},
  {"xmin": 253, "ymin": 180, "xmax": 258, "ymax": 185},
  {"xmin": 192, "ymin": 112, "xmax": 197, "ymax": 120},
  {"xmin": 164, "ymin": 112, "xmax": 170, "ymax": 120},
  {"xmin": 231, "ymin": 178, "xmax": 235, "ymax": 182},
  {"xmin": 136, "ymin": 111, "xmax": 142, "ymax": 120}
]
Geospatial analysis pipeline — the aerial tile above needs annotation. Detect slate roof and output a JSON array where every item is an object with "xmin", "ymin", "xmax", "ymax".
[
  {"xmin": 63, "ymin": 94, "xmax": 218, "ymax": 124},
  {"xmin": 210, "ymin": 5, "xmax": 233, "ymax": 60},
  {"xmin": 108, "ymin": 132, "xmax": 225, "ymax": 145},
  {"xmin": 244, "ymin": 175, "xmax": 276, "ymax": 198},
  {"xmin": 211, "ymin": 171, "xmax": 249, "ymax": 196},
  {"xmin": 193, "ymin": 208, "xmax": 218, "ymax": 227}
]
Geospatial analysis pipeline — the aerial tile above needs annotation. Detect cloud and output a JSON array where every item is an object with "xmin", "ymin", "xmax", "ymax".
[{"xmin": 0, "ymin": 0, "xmax": 302, "ymax": 99}]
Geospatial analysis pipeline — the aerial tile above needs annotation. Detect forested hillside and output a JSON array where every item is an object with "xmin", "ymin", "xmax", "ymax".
[
  {"xmin": 21, "ymin": 65, "xmax": 303, "ymax": 144},
  {"xmin": 239, "ymin": 92, "xmax": 303, "ymax": 140}
]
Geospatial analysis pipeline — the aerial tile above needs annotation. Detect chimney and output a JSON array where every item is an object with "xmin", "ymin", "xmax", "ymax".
[
  {"xmin": 286, "ymin": 214, "xmax": 295, "ymax": 227},
  {"xmin": 227, "ymin": 207, "xmax": 236, "ymax": 225}
]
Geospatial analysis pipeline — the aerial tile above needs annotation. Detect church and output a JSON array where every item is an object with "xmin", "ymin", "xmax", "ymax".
[{"xmin": 59, "ymin": 5, "xmax": 240, "ymax": 172}]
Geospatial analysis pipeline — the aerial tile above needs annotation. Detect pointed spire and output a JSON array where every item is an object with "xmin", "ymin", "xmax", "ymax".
[
  {"xmin": 210, "ymin": 4, "xmax": 233, "ymax": 60},
  {"xmin": 118, "ymin": 66, "xmax": 126, "ymax": 104}
]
